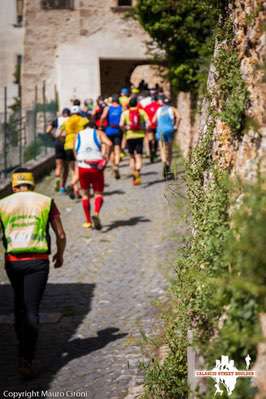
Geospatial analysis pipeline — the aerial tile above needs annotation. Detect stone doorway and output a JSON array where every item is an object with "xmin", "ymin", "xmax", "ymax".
[
  {"xmin": 99, "ymin": 59, "xmax": 145, "ymax": 97},
  {"xmin": 99, "ymin": 59, "xmax": 169, "ymax": 97}
]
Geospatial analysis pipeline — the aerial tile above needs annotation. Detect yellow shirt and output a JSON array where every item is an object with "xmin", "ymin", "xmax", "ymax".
[
  {"xmin": 61, "ymin": 115, "xmax": 89, "ymax": 150},
  {"xmin": 120, "ymin": 108, "xmax": 148, "ymax": 140}
]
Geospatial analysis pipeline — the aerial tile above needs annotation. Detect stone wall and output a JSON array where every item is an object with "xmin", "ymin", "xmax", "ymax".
[
  {"xmin": 206, "ymin": 0, "xmax": 265, "ymax": 181},
  {"xmin": 22, "ymin": 0, "xmax": 151, "ymax": 110},
  {"xmin": 178, "ymin": 1, "xmax": 265, "ymax": 177},
  {"xmin": 190, "ymin": 2, "xmax": 266, "ymax": 396}
]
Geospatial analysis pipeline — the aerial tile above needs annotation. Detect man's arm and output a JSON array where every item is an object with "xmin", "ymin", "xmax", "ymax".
[
  {"xmin": 141, "ymin": 110, "xmax": 150, "ymax": 130},
  {"xmin": 173, "ymin": 107, "xmax": 181, "ymax": 130},
  {"xmin": 119, "ymin": 112, "xmax": 126, "ymax": 130},
  {"xmin": 47, "ymin": 119, "xmax": 57, "ymax": 134},
  {"xmin": 98, "ymin": 130, "xmax": 112, "ymax": 159},
  {"xmin": 50, "ymin": 207, "xmax": 66, "ymax": 268},
  {"xmin": 47, "ymin": 123, "xmax": 53, "ymax": 134},
  {"xmin": 152, "ymin": 110, "xmax": 158, "ymax": 126},
  {"xmin": 99, "ymin": 107, "xmax": 109, "ymax": 129}
]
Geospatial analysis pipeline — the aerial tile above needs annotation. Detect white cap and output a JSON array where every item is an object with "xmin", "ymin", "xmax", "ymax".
[{"xmin": 71, "ymin": 106, "xmax": 81, "ymax": 114}]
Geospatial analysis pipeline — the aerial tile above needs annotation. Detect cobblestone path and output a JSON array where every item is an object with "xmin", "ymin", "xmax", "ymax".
[{"xmin": 0, "ymin": 158, "xmax": 182, "ymax": 398}]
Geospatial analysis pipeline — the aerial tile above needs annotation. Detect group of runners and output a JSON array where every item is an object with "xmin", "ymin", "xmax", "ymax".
[
  {"xmin": 46, "ymin": 87, "xmax": 180, "ymax": 230},
  {"xmin": 0, "ymin": 87, "xmax": 180, "ymax": 379}
]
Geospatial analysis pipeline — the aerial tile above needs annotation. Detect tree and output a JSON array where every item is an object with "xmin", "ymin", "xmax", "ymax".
[{"xmin": 135, "ymin": 0, "xmax": 223, "ymax": 95}]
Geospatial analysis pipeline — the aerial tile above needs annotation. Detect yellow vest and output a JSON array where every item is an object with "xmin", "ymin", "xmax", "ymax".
[{"xmin": 0, "ymin": 192, "xmax": 52, "ymax": 254}]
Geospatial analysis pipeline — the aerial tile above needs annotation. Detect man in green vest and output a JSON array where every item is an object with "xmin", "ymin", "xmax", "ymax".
[{"xmin": 0, "ymin": 167, "xmax": 66, "ymax": 378}]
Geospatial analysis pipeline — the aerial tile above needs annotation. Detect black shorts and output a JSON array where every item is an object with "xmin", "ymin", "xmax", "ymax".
[
  {"xmin": 55, "ymin": 140, "xmax": 66, "ymax": 160},
  {"xmin": 147, "ymin": 127, "xmax": 156, "ymax": 135},
  {"xmin": 127, "ymin": 138, "xmax": 144, "ymax": 155},
  {"xmin": 65, "ymin": 149, "xmax": 76, "ymax": 162},
  {"xmin": 108, "ymin": 135, "xmax": 122, "ymax": 146}
]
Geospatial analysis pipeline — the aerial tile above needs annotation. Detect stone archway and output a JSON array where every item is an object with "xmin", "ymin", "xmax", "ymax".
[
  {"xmin": 99, "ymin": 58, "xmax": 170, "ymax": 97},
  {"xmin": 130, "ymin": 64, "xmax": 170, "ymax": 95}
]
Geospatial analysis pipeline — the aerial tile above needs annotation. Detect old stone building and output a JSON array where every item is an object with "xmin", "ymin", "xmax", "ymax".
[{"xmin": 21, "ymin": 0, "xmax": 159, "ymax": 109}]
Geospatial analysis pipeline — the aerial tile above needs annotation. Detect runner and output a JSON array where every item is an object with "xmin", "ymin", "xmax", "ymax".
[
  {"xmin": 153, "ymin": 97, "xmax": 181, "ymax": 179},
  {"xmin": 119, "ymin": 88, "xmax": 130, "ymax": 160},
  {"xmin": 120, "ymin": 97, "xmax": 149, "ymax": 186},
  {"xmin": 119, "ymin": 87, "xmax": 130, "ymax": 110},
  {"xmin": 72, "ymin": 98, "xmax": 81, "ymax": 106},
  {"xmin": 100, "ymin": 94, "xmax": 123, "ymax": 179},
  {"xmin": 80, "ymin": 98, "xmax": 93, "ymax": 118},
  {"xmin": 47, "ymin": 107, "xmax": 70, "ymax": 193},
  {"xmin": 91, "ymin": 96, "xmax": 107, "ymax": 130},
  {"xmin": 143, "ymin": 91, "xmax": 160, "ymax": 163},
  {"xmin": 74, "ymin": 124, "xmax": 112, "ymax": 230},
  {"xmin": 0, "ymin": 168, "xmax": 66, "ymax": 378},
  {"xmin": 60, "ymin": 106, "xmax": 89, "ymax": 198}
]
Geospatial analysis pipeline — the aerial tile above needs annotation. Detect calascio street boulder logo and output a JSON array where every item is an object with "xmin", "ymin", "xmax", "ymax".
[{"xmin": 195, "ymin": 355, "xmax": 256, "ymax": 396}]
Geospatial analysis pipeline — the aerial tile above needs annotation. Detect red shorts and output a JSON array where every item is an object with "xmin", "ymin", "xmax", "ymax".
[{"xmin": 79, "ymin": 167, "xmax": 104, "ymax": 193}]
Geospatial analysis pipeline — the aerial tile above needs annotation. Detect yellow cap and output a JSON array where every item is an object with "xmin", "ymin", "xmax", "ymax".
[{"xmin": 12, "ymin": 172, "xmax": 35, "ymax": 188}]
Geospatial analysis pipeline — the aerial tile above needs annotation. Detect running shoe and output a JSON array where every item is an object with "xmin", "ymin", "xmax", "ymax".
[
  {"xmin": 59, "ymin": 187, "xmax": 65, "ymax": 194},
  {"xmin": 66, "ymin": 186, "xmax": 75, "ymax": 200},
  {"xmin": 114, "ymin": 168, "xmax": 120, "ymax": 180},
  {"xmin": 54, "ymin": 179, "xmax": 60, "ymax": 192},
  {"xmin": 17, "ymin": 358, "xmax": 37, "ymax": 379},
  {"xmin": 133, "ymin": 175, "xmax": 142, "ymax": 186},
  {"xmin": 150, "ymin": 151, "xmax": 155, "ymax": 164},
  {"xmin": 162, "ymin": 163, "xmax": 170, "ymax": 179},
  {"xmin": 82, "ymin": 222, "xmax": 92, "ymax": 229},
  {"xmin": 92, "ymin": 215, "xmax": 102, "ymax": 230},
  {"xmin": 166, "ymin": 171, "xmax": 175, "ymax": 180}
]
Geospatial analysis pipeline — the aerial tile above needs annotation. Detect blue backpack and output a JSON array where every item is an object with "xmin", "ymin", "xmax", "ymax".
[{"xmin": 106, "ymin": 105, "xmax": 122, "ymax": 136}]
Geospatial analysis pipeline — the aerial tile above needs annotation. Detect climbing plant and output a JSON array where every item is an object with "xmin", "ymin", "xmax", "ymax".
[{"xmin": 135, "ymin": 0, "xmax": 224, "ymax": 95}]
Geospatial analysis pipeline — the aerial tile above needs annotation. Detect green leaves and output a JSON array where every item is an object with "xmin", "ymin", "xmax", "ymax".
[
  {"xmin": 135, "ymin": 0, "xmax": 222, "ymax": 94},
  {"xmin": 214, "ymin": 47, "xmax": 249, "ymax": 137}
]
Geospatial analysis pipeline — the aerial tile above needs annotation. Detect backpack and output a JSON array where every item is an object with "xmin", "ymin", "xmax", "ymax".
[
  {"xmin": 129, "ymin": 109, "xmax": 141, "ymax": 131},
  {"xmin": 108, "ymin": 105, "xmax": 122, "ymax": 128}
]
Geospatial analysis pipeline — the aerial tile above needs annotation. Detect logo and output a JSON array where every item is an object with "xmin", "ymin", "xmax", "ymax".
[{"xmin": 195, "ymin": 355, "xmax": 256, "ymax": 396}]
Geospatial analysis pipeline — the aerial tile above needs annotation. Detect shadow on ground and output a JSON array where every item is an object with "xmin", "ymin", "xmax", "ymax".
[
  {"xmin": 103, "ymin": 216, "xmax": 151, "ymax": 233},
  {"xmin": 104, "ymin": 190, "xmax": 126, "ymax": 196},
  {"xmin": 142, "ymin": 179, "xmax": 166, "ymax": 188},
  {"xmin": 125, "ymin": 171, "xmax": 158, "ymax": 180},
  {"xmin": 0, "ymin": 283, "xmax": 127, "ymax": 393}
]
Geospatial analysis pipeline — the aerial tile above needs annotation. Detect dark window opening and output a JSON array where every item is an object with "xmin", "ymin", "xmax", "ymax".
[
  {"xmin": 14, "ymin": 55, "xmax": 22, "ymax": 85},
  {"xmin": 16, "ymin": 0, "xmax": 24, "ymax": 26},
  {"xmin": 41, "ymin": 0, "xmax": 74, "ymax": 10},
  {"xmin": 118, "ymin": 0, "xmax": 132, "ymax": 6}
]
